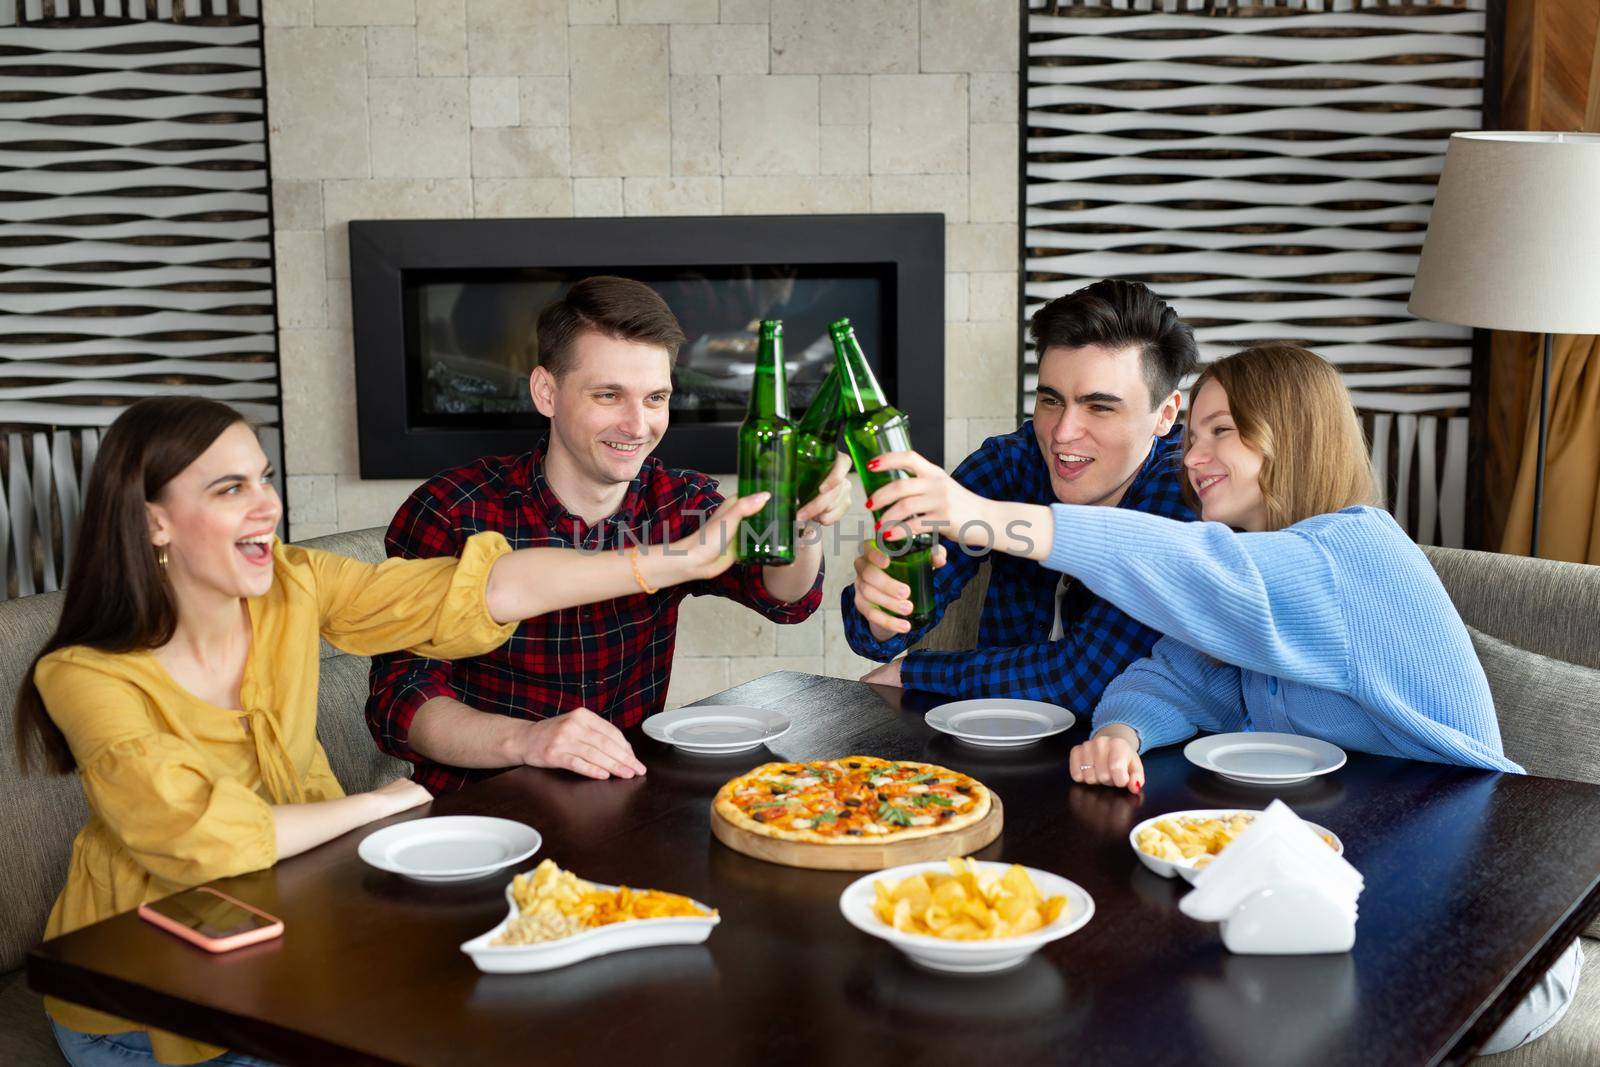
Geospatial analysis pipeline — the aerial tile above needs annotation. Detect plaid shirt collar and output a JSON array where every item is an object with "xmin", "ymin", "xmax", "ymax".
[
  {"xmin": 1121, "ymin": 426, "xmax": 1186, "ymax": 509},
  {"xmin": 522, "ymin": 436, "xmax": 654, "ymax": 541}
]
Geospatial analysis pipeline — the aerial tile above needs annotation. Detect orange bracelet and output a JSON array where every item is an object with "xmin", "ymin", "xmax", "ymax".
[{"xmin": 627, "ymin": 547, "xmax": 658, "ymax": 595}]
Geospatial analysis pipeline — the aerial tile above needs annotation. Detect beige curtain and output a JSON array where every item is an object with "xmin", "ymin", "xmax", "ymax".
[{"xmin": 1500, "ymin": 334, "xmax": 1600, "ymax": 563}]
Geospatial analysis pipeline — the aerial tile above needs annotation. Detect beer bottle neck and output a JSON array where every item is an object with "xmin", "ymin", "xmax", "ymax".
[
  {"xmin": 749, "ymin": 327, "xmax": 789, "ymax": 420},
  {"xmin": 830, "ymin": 327, "xmax": 888, "ymax": 416},
  {"xmin": 795, "ymin": 367, "xmax": 844, "ymax": 436}
]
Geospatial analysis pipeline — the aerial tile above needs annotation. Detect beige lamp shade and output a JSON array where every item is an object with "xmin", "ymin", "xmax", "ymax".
[{"xmin": 1409, "ymin": 132, "xmax": 1600, "ymax": 335}]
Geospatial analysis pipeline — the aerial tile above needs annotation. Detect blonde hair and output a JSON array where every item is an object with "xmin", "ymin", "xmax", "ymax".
[{"xmin": 1183, "ymin": 344, "xmax": 1383, "ymax": 531}]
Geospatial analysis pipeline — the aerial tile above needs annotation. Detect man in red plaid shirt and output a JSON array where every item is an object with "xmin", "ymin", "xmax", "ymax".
[{"xmin": 366, "ymin": 277, "xmax": 849, "ymax": 794}]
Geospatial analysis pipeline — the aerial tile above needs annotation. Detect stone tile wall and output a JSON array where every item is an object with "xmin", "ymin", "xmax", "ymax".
[{"xmin": 267, "ymin": 0, "xmax": 1020, "ymax": 707}]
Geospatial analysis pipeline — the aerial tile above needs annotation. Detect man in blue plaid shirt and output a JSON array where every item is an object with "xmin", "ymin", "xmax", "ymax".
[{"xmin": 842, "ymin": 280, "xmax": 1198, "ymax": 714}]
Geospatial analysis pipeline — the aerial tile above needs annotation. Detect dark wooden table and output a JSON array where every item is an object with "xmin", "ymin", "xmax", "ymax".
[{"xmin": 28, "ymin": 672, "xmax": 1600, "ymax": 1066}]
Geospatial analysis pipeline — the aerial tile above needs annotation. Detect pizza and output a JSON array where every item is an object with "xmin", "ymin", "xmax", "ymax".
[{"xmin": 713, "ymin": 756, "xmax": 992, "ymax": 844}]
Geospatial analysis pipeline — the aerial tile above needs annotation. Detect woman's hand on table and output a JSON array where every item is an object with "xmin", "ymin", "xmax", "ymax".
[
  {"xmin": 1069, "ymin": 724, "xmax": 1145, "ymax": 794},
  {"xmin": 370, "ymin": 777, "xmax": 433, "ymax": 816}
]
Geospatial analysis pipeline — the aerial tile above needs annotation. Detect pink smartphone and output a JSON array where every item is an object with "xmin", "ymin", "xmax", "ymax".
[{"xmin": 137, "ymin": 887, "xmax": 284, "ymax": 953}]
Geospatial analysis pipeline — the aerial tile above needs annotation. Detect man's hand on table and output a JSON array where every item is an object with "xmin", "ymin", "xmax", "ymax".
[
  {"xmin": 516, "ymin": 708, "xmax": 646, "ymax": 780},
  {"xmin": 859, "ymin": 658, "xmax": 904, "ymax": 688}
]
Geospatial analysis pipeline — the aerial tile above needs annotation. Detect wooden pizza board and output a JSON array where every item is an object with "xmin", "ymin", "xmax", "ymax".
[{"xmin": 710, "ymin": 794, "xmax": 1004, "ymax": 871}]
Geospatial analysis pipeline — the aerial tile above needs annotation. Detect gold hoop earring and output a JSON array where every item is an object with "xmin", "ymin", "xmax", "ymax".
[{"xmin": 156, "ymin": 545, "xmax": 168, "ymax": 569}]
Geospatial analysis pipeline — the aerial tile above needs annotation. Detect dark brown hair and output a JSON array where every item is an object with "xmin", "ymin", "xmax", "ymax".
[
  {"xmin": 1182, "ymin": 344, "xmax": 1383, "ymax": 529},
  {"xmin": 534, "ymin": 275, "xmax": 686, "ymax": 379},
  {"xmin": 15, "ymin": 397, "xmax": 247, "ymax": 774},
  {"xmin": 1028, "ymin": 279, "xmax": 1198, "ymax": 409}
]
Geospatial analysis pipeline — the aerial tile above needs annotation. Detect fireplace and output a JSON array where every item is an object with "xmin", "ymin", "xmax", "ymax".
[{"xmin": 348, "ymin": 214, "xmax": 945, "ymax": 479}]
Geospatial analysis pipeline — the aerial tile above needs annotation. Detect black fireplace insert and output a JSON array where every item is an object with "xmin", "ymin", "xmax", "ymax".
[{"xmin": 349, "ymin": 214, "xmax": 945, "ymax": 479}]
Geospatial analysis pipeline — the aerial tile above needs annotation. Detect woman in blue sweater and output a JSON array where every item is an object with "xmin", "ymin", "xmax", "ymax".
[{"xmin": 868, "ymin": 344, "xmax": 1579, "ymax": 1054}]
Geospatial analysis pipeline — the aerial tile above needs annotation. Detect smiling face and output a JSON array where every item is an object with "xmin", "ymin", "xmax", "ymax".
[
  {"xmin": 145, "ymin": 421, "xmax": 282, "ymax": 602},
  {"xmin": 1184, "ymin": 379, "xmax": 1268, "ymax": 532},
  {"xmin": 531, "ymin": 328, "xmax": 674, "ymax": 491},
  {"xmin": 1031, "ymin": 343, "xmax": 1181, "ymax": 507}
]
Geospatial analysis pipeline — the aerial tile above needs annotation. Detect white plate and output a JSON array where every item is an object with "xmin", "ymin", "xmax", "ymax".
[
  {"xmin": 641, "ymin": 704, "xmax": 791, "ymax": 754},
  {"xmin": 839, "ymin": 861, "xmax": 1095, "ymax": 975},
  {"xmin": 924, "ymin": 699, "xmax": 1076, "ymax": 749},
  {"xmin": 1183, "ymin": 732, "xmax": 1347, "ymax": 785},
  {"xmin": 462, "ymin": 881, "xmax": 719, "ymax": 973},
  {"xmin": 1129, "ymin": 809, "xmax": 1345, "ymax": 883},
  {"xmin": 358, "ymin": 816, "xmax": 542, "ymax": 884}
]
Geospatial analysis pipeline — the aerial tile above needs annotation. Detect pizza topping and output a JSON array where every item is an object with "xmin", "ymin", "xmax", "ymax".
[{"xmin": 719, "ymin": 757, "xmax": 986, "ymax": 842}]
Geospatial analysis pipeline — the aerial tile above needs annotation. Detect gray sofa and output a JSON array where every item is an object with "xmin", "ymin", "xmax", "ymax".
[{"xmin": 0, "ymin": 530, "xmax": 1595, "ymax": 1064}]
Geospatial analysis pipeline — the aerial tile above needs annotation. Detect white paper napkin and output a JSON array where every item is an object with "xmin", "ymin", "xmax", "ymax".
[{"xmin": 1179, "ymin": 799, "xmax": 1363, "ymax": 923}]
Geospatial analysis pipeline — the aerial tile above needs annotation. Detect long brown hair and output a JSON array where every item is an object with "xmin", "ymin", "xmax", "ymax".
[
  {"xmin": 1182, "ymin": 344, "xmax": 1383, "ymax": 530},
  {"xmin": 15, "ymin": 397, "xmax": 247, "ymax": 774}
]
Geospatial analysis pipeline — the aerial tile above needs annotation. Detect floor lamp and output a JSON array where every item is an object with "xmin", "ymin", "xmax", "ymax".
[{"xmin": 1409, "ymin": 132, "xmax": 1600, "ymax": 557}]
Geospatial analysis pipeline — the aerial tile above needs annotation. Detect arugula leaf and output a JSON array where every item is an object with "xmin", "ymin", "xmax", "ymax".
[
  {"xmin": 877, "ymin": 803, "xmax": 913, "ymax": 827},
  {"xmin": 907, "ymin": 772, "xmax": 935, "ymax": 783},
  {"xmin": 925, "ymin": 795, "xmax": 955, "ymax": 807},
  {"xmin": 813, "ymin": 812, "xmax": 840, "ymax": 824}
]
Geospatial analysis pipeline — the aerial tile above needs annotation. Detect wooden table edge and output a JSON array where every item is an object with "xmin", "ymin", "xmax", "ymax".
[
  {"xmin": 1438, "ymin": 874, "xmax": 1600, "ymax": 1064},
  {"xmin": 26, "ymin": 938, "xmax": 408, "ymax": 1066}
]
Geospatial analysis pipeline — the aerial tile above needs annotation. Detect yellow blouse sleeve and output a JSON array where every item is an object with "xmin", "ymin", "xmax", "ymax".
[
  {"xmin": 302, "ymin": 531, "xmax": 518, "ymax": 659},
  {"xmin": 79, "ymin": 736, "xmax": 277, "ymax": 890},
  {"xmin": 35, "ymin": 657, "xmax": 277, "ymax": 889}
]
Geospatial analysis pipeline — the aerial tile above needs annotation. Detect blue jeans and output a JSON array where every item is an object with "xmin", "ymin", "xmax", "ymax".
[{"xmin": 50, "ymin": 1021, "xmax": 279, "ymax": 1067}]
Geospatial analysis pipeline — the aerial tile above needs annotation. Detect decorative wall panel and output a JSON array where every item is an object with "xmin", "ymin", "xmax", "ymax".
[
  {"xmin": 0, "ymin": 1, "xmax": 275, "ymax": 597},
  {"xmin": 1024, "ymin": 1, "xmax": 1485, "ymax": 546}
]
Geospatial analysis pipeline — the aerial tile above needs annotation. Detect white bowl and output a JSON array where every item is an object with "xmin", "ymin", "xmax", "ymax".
[
  {"xmin": 461, "ymin": 881, "xmax": 719, "ymax": 973},
  {"xmin": 838, "ymin": 861, "xmax": 1094, "ymax": 975},
  {"xmin": 1129, "ymin": 809, "xmax": 1345, "ymax": 883}
]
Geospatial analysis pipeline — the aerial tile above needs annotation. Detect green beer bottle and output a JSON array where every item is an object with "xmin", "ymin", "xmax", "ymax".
[
  {"xmin": 736, "ymin": 319, "xmax": 796, "ymax": 565},
  {"xmin": 793, "ymin": 366, "xmax": 844, "ymax": 508},
  {"xmin": 830, "ymin": 318, "xmax": 935, "ymax": 626}
]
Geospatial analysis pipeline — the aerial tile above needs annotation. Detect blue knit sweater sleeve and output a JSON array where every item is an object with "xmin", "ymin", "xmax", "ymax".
[
  {"xmin": 1043, "ymin": 505, "xmax": 1352, "ymax": 689},
  {"xmin": 1042, "ymin": 504, "xmax": 1519, "ymax": 773},
  {"xmin": 1094, "ymin": 636, "xmax": 1246, "ymax": 751}
]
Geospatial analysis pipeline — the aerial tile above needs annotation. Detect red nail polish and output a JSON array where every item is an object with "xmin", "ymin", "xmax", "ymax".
[
  {"xmin": 1132, "ymin": 780, "xmax": 1142, "ymax": 794},
  {"xmin": 864, "ymin": 497, "xmax": 874, "ymax": 510},
  {"xmin": 867, "ymin": 458, "xmax": 881, "ymax": 470},
  {"xmin": 873, "ymin": 520, "xmax": 883, "ymax": 532}
]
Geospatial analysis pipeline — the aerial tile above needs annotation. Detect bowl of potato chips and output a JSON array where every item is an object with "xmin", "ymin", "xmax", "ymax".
[
  {"xmin": 1130, "ymin": 809, "xmax": 1344, "ymax": 883},
  {"xmin": 461, "ymin": 859, "xmax": 719, "ymax": 973},
  {"xmin": 839, "ymin": 857, "xmax": 1094, "ymax": 974}
]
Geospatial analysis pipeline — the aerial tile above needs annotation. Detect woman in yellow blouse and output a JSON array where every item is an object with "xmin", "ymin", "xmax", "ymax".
[{"xmin": 16, "ymin": 397, "xmax": 767, "ymax": 1067}]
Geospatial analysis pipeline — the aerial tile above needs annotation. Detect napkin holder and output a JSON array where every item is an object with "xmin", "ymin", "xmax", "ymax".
[
  {"xmin": 1218, "ymin": 882, "xmax": 1356, "ymax": 955},
  {"xmin": 1179, "ymin": 799, "xmax": 1361, "ymax": 955}
]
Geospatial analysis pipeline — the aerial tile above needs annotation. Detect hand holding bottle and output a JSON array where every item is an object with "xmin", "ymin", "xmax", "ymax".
[
  {"xmin": 869, "ymin": 451, "xmax": 1055, "ymax": 562},
  {"xmin": 665, "ymin": 493, "xmax": 773, "ymax": 582},
  {"xmin": 795, "ymin": 451, "xmax": 852, "ymax": 528},
  {"xmin": 851, "ymin": 539, "xmax": 948, "ymax": 638},
  {"xmin": 865, "ymin": 451, "xmax": 1001, "ymax": 548}
]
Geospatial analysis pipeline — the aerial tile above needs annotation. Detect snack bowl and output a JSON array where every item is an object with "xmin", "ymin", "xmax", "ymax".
[
  {"xmin": 838, "ymin": 861, "xmax": 1094, "ymax": 975},
  {"xmin": 1129, "ymin": 809, "xmax": 1344, "ymax": 883},
  {"xmin": 461, "ymin": 881, "xmax": 719, "ymax": 974}
]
